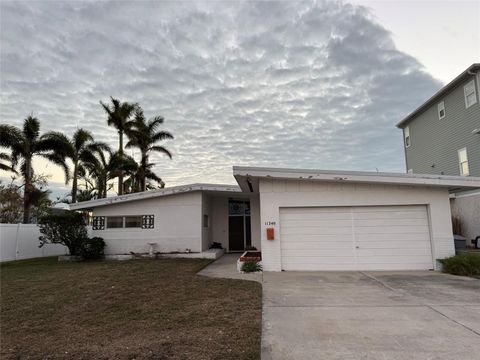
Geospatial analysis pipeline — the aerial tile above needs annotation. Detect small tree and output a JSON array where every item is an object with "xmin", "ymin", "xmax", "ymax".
[{"xmin": 38, "ymin": 212, "xmax": 87, "ymax": 256}]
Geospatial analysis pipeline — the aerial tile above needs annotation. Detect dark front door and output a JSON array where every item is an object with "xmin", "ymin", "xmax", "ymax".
[
  {"xmin": 228, "ymin": 200, "xmax": 251, "ymax": 252},
  {"xmin": 229, "ymin": 216, "xmax": 245, "ymax": 251}
]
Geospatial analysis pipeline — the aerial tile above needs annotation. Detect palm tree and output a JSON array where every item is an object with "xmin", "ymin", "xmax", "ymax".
[
  {"xmin": 123, "ymin": 158, "xmax": 165, "ymax": 194},
  {"xmin": 0, "ymin": 116, "xmax": 70, "ymax": 223},
  {"xmin": 0, "ymin": 152, "xmax": 17, "ymax": 174},
  {"xmin": 61, "ymin": 129, "xmax": 109, "ymax": 203},
  {"xmin": 126, "ymin": 107, "xmax": 173, "ymax": 192},
  {"xmin": 100, "ymin": 97, "xmax": 137, "ymax": 195}
]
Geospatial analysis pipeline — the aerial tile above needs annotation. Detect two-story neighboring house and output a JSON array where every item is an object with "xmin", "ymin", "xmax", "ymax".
[{"xmin": 396, "ymin": 63, "xmax": 480, "ymax": 244}]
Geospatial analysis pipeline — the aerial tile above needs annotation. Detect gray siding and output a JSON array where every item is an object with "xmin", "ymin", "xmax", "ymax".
[{"xmin": 402, "ymin": 74, "xmax": 480, "ymax": 177}]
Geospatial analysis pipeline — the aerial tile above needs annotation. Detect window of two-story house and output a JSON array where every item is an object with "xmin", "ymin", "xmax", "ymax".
[
  {"xmin": 437, "ymin": 101, "xmax": 445, "ymax": 119},
  {"xmin": 404, "ymin": 126, "xmax": 411, "ymax": 148},
  {"xmin": 464, "ymin": 80, "xmax": 477, "ymax": 108},
  {"xmin": 458, "ymin": 148, "xmax": 470, "ymax": 176}
]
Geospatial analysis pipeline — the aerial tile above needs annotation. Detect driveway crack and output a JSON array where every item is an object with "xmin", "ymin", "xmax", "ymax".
[{"xmin": 427, "ymin": 305, "xmax": 480, "ymax": 337}]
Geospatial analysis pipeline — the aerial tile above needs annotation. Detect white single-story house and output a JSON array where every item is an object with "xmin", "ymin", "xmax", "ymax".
[{"xmin": 69, "ymin": 166, "xmax": 480, "ymax": 271}]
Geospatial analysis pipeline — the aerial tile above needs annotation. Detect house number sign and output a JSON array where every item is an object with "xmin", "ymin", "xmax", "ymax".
[{"xmin": 264, "ymin": 221, "xmax": 276, "ymax": 226}]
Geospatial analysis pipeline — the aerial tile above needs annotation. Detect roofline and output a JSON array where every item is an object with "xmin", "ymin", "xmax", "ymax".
[
  {"xmin": 69, "ymin": 183, "xmax": 241, "ymax": 210},
  {"xmin": 233, "ymin": 166, "xmax": 480, "ymax": 191},
  {"xmin": 396, "ymin": 63, "xmax": 480, "ymax": 128}
]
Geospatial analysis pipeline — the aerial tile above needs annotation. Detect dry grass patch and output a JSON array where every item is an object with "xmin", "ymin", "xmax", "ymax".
[{"xmin": 1, "ymin": 257, "xmax": 262, "ymax": 359}]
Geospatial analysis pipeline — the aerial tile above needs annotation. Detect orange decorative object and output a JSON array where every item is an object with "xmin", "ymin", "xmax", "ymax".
[{"xmin": 267, "ymin": 227, "xmax": 275, "ymax": 240}]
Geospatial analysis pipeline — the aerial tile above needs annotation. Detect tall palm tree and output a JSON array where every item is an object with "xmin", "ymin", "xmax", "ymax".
[
  {"xmin": 123, "ymin": 158, "xmax": 165, "ymax": 194},
  {"xmin": 61, "ymin": 129, "xmax": 109, "ymax": 203},
  {"xmin": 81, "ymin": 148, "xmax": 137, "ymax": 198},
  {"xmin": 0, "ymin": 116, "xmax": 70, "ymax": 223},
  {"xmin": 126, "ymin": 107, "xmax": 173, "ymax": 192},
  {"xmin": 100, "ymin": 97, "xmax": 137, "ymax": 195}
]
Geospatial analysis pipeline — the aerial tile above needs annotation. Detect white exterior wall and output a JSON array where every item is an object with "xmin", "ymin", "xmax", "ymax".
[
  {"xmin": 92, "ymin": 191, "xmax": 202, "ymax": 254},
  {"xmin": 0, "ymin": 224, "xmax": 68, "ymax": 262},
  {"xmin": 451, "ymin": 192, "xmax": 480, "ymax": 244},
  {"xmin": 211, "ymin": 196, "xmax": 229, "ymax": 249},
  {"xmin": 259, "ymin": 179, "xmax": 455, "ymax": 271},
  {"xmin": 202, "ymin": 193, "xmax": 212, "ymax": 251}
]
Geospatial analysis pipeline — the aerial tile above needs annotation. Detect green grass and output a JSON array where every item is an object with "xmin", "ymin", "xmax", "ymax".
[
  {"xmin": 1, "ymin": 257, "xmax": 262, "ymax": 359},
  {"xmin": 439, "ymin": 252, "xmax": 480, "ymax": 277}
]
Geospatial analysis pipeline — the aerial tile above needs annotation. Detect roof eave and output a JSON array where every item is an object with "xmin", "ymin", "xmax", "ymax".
[
  {"xmin": 69, "ymin": 183, "xmax": 241, "ymax": 210},
  {"xmin": 233, "ymin": 166, "xmax": 480, "ymax": 192}
]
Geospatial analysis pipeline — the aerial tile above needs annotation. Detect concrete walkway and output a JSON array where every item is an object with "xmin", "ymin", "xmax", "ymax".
[
  {"xmin": 262, "ymin": 271, "xmax": 480, "ymax": 360},
  {"xmin": 197, "ymin": 253, "xmax": 263, "ymax": 283}
]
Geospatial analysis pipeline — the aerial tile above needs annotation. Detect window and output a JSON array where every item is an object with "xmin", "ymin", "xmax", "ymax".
[
  {"xmin": 404, "ymin": 126, "xmax": 411, "ymax": 148},
  {"xmin": 125, "ymin": 216, "xmax": 142, "ymax": 228},
  {"xmin": 458, "ymin": 148, "xmax": 469, "ymax": 176},
  {"xmin": 437, "ymin": 101, "xmax": 445, "ymax": 119},
  {"xmin": 107, "ymin": 216, "xmax": 123, "ymax": 229},
  {"xmin": 203, "ymin": 214, "xmax": 209, "ymax": 228},
  {"xmin": 464, "ymin": 80, "xmax": 477, "ymax": 108},
  {"xmin": 105, "ymin": 215, "xmax": 154, "ymax": 229}
]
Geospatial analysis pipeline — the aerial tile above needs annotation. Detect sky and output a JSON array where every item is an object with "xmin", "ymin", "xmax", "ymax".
[{"xmin": 1, "ymin": 0, "xmax": 479, "ymax": 199}]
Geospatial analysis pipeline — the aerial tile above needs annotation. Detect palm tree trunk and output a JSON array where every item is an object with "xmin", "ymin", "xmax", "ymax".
[
  {"xmin": 118, "ymin": 131, "xmax": 123, "ymax": 195},
  {"xmin": 23, "ymin": 158, "xmax": 32, "ymax": 224},
  {"xmin": 72, "ymin": 161, "xmax": 78, "ymax": 203},
  {"xmin": 141, "ymin": 153, "xmax": 147, "ymax": 192}
]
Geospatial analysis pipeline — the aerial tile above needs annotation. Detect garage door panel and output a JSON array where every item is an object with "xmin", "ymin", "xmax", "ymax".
[
  {"xmin": 354, "ymin": 240, "xmax": 431, "ymax": 249},
  {"xmin": 353, "ymin": 211, "xmax": 428, "ymax": 220},
  {"xmin": 282, "ymin": 256, "xmax": 357, "ymax": 265},
  {"xmin": 353, "ymin": 218, "xmax": 429, "ymax": 227},
  {"xmin": 280, "ymin": 212, "xmax": 352, "ymax": 221},
  {"xmin": 354, "ymin": 225, "xmax": 430, "ymax": 235},
  {"xmin": 282, "ymin": 249, "xmax": 356, "ymax": 257},
  {"xmin": 282, "ymin": 227, "xmax": 353, "ymax": 235},
  {"xmin": 356, "ymin": 255, "xmax": 433, "ymax": 264},
  {"xmin": 356, "ymin": 247, "xmax": 432, "ymax": 257},
  {"xmin": 355, "ymin": 233, "xmax": 430, "ymax": 242},
  {"xmin": 281, "ymin": 219, "xmax": 353, "ymax": 227},
  {"xmin": 282, "ymin": 263, "xmax": 358, "ymax": 271},
  {"xmin": 280, "ymin": 205, "xmax": 433, "ymax": 271},
  {"xmin": 281, "ymin": 241, "xmax": 353, "ymax": 250}
]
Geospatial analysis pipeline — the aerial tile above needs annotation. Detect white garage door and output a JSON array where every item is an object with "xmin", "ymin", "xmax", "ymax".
[{"xmin": 280, "ymin": 205, "xmax": 433, "ymax": 271}]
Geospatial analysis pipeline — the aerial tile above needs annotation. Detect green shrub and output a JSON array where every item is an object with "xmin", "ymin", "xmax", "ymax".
[
  {"xmin": 80, "ymin": 237, "xmax": 106, "ymax": 260},
  {"xmin": 38, "ymin": 212, "xmax": 88, "ymax": 256},
  {"xmin": 241, "ymin": 260, "xmax": 262, "ymax": 273},
  {"xmin": 439, "ymin": 253, "xmax": 480, "ymax": 276}
]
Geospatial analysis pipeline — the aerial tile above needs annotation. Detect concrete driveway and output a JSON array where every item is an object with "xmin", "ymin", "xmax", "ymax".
[{"xmin": 262, "ymin": 271, "xmax": 480, "ymax": 360}]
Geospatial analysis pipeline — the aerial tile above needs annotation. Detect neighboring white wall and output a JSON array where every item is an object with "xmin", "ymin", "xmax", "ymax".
[
  {"xmin": 92, "ymin": 191, "xmax": 202, "ymax": 254},
  {"xmin": 211, "ymin": 196, "xmax": 229, "ymax": 249},
  {"xmin": 250, "ymin": 196, "xmax": 261, "ymax": 250},
  {"xmin": 201, "ymin": 193, "xmax": 212, "ymax": 251},
  {"xmin": 451, "ymin": 192, "xmax": 480, "ymax": 244},
  {"xmin": 0, "ymin": 224, "xmax": 68, "ymax": 262},
  {"xmin": 259, "ymin": 179, "xmax": 455, "ymax": 271}
]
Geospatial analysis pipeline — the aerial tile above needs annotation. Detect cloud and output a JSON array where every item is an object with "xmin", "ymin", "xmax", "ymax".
[{"xmin": 0, "ymin": 0, "xmax": 442, "ymax": 195}]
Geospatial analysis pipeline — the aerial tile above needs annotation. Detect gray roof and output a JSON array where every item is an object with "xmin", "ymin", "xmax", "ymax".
[
  {"xmin": 69, "ymin": 183, "xmax": 240, "ymax": 210},
  {"xmin": 233, "ymin": 166, "xmax": 480, "ymax": 193},
  {"xmin": 396, "ymin": 63, "xmax": 480, "ymax": 128}
]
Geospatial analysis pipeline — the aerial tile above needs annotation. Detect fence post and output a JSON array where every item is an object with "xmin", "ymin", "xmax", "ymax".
[{"xmin": 14, "ymin": 223, "xmax": 21, "ymax": 260}]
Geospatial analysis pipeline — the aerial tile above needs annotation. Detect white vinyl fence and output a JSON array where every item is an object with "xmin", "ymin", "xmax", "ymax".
[{"xmin": 0, "ymin": 224, "xmax": 68, "ymax": 262}]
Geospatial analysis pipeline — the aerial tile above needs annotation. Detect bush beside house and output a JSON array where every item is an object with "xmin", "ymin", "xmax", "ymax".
[
  {"xmin": 439, "ymin": 253, "xmax": 480, "ymax": 277},
  {"xmin": 38, "ymin": 212, "xmax": 105, "ymax": 260}
]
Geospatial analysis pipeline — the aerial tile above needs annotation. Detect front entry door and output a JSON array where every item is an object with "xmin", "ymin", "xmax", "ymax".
[{"xmin": 228, "ymin": 200, "xmax": 252, "ymax": 251}]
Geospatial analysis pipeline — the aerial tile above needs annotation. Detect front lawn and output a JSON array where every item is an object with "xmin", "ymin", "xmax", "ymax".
[{"xmin": 1, "ymin": 257, "xmax": 262, "ymax": 359}]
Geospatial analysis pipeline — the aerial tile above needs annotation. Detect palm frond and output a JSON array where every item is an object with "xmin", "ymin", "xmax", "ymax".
[{"xmin": 149, "ymin": 145, "xmax": 172, "ymax": 159}]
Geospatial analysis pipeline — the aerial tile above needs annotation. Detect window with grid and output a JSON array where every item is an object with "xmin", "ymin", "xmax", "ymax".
[
  {"xmin": 464, "ymin": 80, "xmax": 477, "ymax": 108},
  {"xmin": 458, "ymin": 148, "xmax": 469, "ymax": 176}
]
